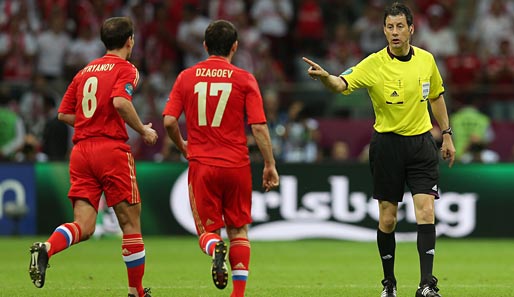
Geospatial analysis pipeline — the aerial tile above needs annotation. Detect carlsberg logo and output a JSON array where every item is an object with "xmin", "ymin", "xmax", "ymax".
[{"xmin": 170, "ymin": 171, "xmax": 477, "ymax": 241}]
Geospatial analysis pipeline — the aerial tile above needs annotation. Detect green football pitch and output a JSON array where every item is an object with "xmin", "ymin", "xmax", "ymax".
[{"xmin": 2, "ymin": 236, "xmax": 513, "ymax": 297}]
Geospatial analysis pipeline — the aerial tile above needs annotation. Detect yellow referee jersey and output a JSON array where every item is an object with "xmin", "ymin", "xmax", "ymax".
[{"xmin": 341, "ymin": 46, "xmax": 444, "ymax": 136}]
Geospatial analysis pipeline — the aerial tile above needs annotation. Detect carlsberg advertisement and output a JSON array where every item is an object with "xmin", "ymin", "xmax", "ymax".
[{"xmin": 33, "ymin": 162, "xmax": 513, "ymax": 239}]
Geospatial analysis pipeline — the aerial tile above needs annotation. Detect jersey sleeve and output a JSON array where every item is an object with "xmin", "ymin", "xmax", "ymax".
[
  {"xmin": 341, "ymin": 54, "xmax": 378, "ymax": 95},
  {"xmin": 58, "ymin": 78, "xmax": 78, "ymax": 114},
  {"xmin": 429, "ymin": 55, "xmax": 445, "ymax": 99},
  {"xmin": 163, "ymin": 72, "xmax": 185, "ymax": 118},
  {"xmin": 244, "ymin": 73, "xmax": 266, "ymax": 125},
  {"xmin": 111, "ymin": 62, "xmax": 139, "ymax": 101}
]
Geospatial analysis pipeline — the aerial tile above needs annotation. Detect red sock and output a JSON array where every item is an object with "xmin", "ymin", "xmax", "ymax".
[
  {"xmin": 122, "ymin": 234, "xmax": 145, "ymax": 296},
  {"xmin": 47, "ymin": 222, "xmax": 82, "ymax": 258},
  {"xmin": 199, "ymin": 232, "xmax": 222, "ymax": 256},
  {"xmin": 229, "ymin": 238, "xmax": 251, "ymax": 297}
]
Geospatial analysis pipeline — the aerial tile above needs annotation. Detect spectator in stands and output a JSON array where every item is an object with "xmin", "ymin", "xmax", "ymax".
[
  {"xmin": 484, "ymin": 38, "xmax": 514, "ymax": 120},
  {"xmin": 207, "ymin": 0, "xmax": 245, "ymax": 23},
  {"xmin": 324, "ymin": 22, "xmax": 362, "ymax": 78},
  {"xmin": 253, "ymin": 39, "xmax": 288, "ymax": 90},
  {"xmin": 282, "ymin": 100, "xmax": 320, "ymax": 163},
  {"xmin": 232, "ymin": 12, "xmax": 262, "ymax": 73},
  {"xmin": 40, "ymin": 95, "xmax": 70, "ymax": 161},
  {"xmin": 415, "ymin": 4, "xmax": 458, "ymax": 76},
  {"xmin": 0, "ymin": 86, "xmax": 26, "ymax": 161},
  {"xmin": 0, "ymin": 14, "xmax": 37, "ymax": 98},
  {"xmin": 294, "ymin": 0, "xmax": 326, "ymax": 58},
  {"xmin": 64, "ymin": 23, "xmax": 104, "ymax": 81},
  {"xmin": 451, "ymin": 100, "xmax": 494, "ymax": 161},
  {"xmin": 330, "ymin": 140, "xmax": 351, "ymax": 162},
  {"xmin": 352, "ymin": 0, "xmax": 386, "ymax": 56},
  {"xmin": 322, "ymin": 0, "xmax": 358, "ymax": 28},
  {"xmin": 176, "ymin": 3, "xmax": 210, "ymax": 68},
  {"xmin": 444, "ymin": 33, "xmax": 483, "ymax": 108},
  {"xmin": 472, "ymin": 0, "xmax": 514, "ymax": 59},
  {"xmin": 459, "ymin": 134, "xmax": 500, "ymax": 164},
  {"xmin": 262, "ymin": 88, "xmax": 288, "ymax": 161},
  {"xmin": 18, "ymin": 74, "xmax": 59, "ymax": 142},
  {"xmin": 143, "ymin": 2, "xmax": 181, "ymax": 74},
  {"xmin": 35, "ymin": 10, "xmax": 71, "ymax": 94},
  {"xmin": 250, "ymin": 0, "xmax": 294, "ymax": 75}
]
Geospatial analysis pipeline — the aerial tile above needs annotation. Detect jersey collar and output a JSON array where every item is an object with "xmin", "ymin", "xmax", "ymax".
[{"xmin": 387, "ymin": 46, "xmax": 414, "ymax": 62}]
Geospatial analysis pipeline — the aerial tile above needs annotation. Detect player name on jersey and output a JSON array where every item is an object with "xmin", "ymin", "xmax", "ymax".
[
  {"xmin": 196, "ymin": 68, "xmax": 233, "ymax": 78},
  {"xmin": 81, "ymin": 63, "xmax": 116, "ymax": 74}
]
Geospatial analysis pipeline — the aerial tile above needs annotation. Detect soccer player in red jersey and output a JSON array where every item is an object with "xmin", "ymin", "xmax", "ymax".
[
  {"xmin": 163, "ymin": 20, "xmax": 279, "ymax": 297},
  {"xmin": 28, "ymin": 17, "xmax": 157, "ymax": 297}
]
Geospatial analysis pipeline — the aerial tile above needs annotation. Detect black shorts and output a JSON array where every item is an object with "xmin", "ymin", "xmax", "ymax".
[{"xmin": 369, "ymin": 131, "xmax": 439, "ymax": 202}]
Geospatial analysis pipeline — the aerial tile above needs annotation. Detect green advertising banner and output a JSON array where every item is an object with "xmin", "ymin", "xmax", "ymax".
[{"xmin": 35, "ymin": 162, "xmax": 514, "ymax": 239}]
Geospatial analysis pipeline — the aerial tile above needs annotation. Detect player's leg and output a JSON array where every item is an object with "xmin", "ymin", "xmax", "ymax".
[
  {"xmin": 113, "ymin": 201, "xmax": 149, "ymax": 297},
  {"xmin": 187, "ymin": 161, "xmax": 228, "ymax": 289},
  {"xmin": 226, "ymin": 225, "xmax": 250, "ymax": 297},
  {"xmin": 29, "ymin": 199, "xmax": 97, "ymax": 288},
  {"xmin": 102, "ymin": 143, "xmax": 149, "ymax": 297},
  {"xmin": 222, "ymin": 165, "xmax": 253, "ymax": 297},
  {"xmin": 29, "ymin": 142, "xmax": 100, "ymax": 288}
]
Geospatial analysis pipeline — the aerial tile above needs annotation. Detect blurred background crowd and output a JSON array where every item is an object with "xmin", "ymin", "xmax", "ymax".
[{"xmin": 1, "ymin": 0, "xmax": 514, "ymax": 164}]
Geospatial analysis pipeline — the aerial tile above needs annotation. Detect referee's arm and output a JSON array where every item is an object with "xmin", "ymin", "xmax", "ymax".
[
  {"xmin": 430, "ymin": 94, "xmax": 456, "ymax": 167},
  {"xmin": 302, "ymin": 57, "xmax": 347, "ymax": 93}
]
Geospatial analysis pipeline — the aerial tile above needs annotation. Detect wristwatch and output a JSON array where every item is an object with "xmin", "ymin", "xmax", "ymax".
[{"xmin": 441, "ymin": 127, "xmax": 453, "ymax": 135}]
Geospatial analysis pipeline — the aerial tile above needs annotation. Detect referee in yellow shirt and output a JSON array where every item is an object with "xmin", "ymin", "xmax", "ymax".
[{"xmin": 303, "ymin": 2, "xmax": 455, "ymax": 297}]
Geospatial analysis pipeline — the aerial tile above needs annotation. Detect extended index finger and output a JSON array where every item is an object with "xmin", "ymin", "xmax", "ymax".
[{"xmin": 302, "ymin": 57, "xmax": 316, "ymax": 67}]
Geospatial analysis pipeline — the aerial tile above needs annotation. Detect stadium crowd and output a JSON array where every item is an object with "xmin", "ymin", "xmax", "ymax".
[{"xmin": 1, "ymin": 0, "xmax": 514, "ymax": 163}]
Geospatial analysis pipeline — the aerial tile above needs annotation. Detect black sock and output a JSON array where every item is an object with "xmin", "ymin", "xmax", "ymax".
[
  {"xmin": 377, "ymin": 228, "xmax": 396, "ymax": 282},
  {"xmin": 417, "ymin": 224, "xmax": 436, "ymax": 285}
]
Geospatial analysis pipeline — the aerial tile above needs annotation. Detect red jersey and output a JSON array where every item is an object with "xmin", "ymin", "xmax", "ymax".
[
  {"xmin": 59, "ymin": 54, "xmax": 140, "ymax": 144},
  {"xmin": 163, "ymin": 56, "xmax": 266, "ymax": 167}
]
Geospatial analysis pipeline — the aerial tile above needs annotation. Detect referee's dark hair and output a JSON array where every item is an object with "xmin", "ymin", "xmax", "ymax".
[
  {"xmin": 101, "ymin": 17, "xmax": 134, "ymax": 50},
  {"xmin": 384, "ymin": 2, "xmax": 414, "ymax": 27},
  {"xmin": 205, "ymin": 20, "xmax": 238, "ymax": 57}
]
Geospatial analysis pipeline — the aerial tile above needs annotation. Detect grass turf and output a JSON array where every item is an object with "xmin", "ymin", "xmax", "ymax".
[{"xmin": 2, "ymin": 236, "xmax": 513, "ymax": 296}]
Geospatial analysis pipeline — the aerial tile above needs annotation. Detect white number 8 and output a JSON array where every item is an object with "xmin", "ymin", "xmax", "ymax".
[{"xmin": 82, "ymin": 76, "xmax": 98, "ymax": 118}]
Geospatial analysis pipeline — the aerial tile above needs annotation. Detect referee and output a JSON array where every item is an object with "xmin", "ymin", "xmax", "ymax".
[{"xmin": 303, "ymin": 2, "xmax": 455, "ymax": 297}]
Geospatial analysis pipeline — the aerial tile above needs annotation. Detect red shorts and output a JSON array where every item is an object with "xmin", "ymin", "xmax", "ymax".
[
  {"xmin": 188, "ymin": 161, "xmax": 252, "ymax": 234},
  {"xmin": 68, "ymin": 138, "xmax": 140, "ymax": 211}
]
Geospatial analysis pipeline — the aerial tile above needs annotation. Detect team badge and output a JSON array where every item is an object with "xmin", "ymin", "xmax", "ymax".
[{"xmin": 125, "ymin": 83, "xmax": 134, "ymax": 96}]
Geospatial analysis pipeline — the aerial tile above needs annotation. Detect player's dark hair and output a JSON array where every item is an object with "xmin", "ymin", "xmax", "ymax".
[
  {"xmin": 100, "ymin": 17, "xmax": 133, "ymax": 50},
  {"xmin": 384, "ymin": 2, "xmax": 413, "ymax": 26},
  {"xmin": 204, "ymin": 20, "xmax": 238, "ymax": 56}
]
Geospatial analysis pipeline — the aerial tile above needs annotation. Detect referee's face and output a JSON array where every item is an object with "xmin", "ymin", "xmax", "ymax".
[{"xmin": 384, "ymin": 14, "xmax": 413, "ymax": 56}]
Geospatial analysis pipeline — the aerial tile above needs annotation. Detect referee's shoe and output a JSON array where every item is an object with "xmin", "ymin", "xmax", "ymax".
[
  {"xmin": 416, "ymin": 276, "xmax": 441, "ymax": 297},
  {"xmin": 28, "ymin": 242, "xmax": 49, "ymax": 288},
  {"xmin": 380, "ymin": 278, "xmax": 397, "ymax": 297}
]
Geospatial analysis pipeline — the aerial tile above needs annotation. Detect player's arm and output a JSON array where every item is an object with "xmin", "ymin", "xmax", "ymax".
[
  {"xmin": 251, "ymin": 123, "xmax": 279, "ymax": 192},
  {"xmin": 113, "ymin": 96, "xmax": 157, "ymax": 145},
  {"xmin": 57, "ymin": 113, "xmax": 75, "ymax": 127},
  {"xmin": 429, "ymin": 94, "xmax": 456, "ymax": 167},
  {"xmin": 163, "ymin": 115, "xmax": 187, "ymax": 156},
  {"xmin": 302, "ymin": 57, "xmax": 347, "ymax": 93}
]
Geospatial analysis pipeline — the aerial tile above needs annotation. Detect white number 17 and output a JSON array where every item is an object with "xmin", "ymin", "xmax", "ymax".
[{"xmin": 194, "ymin": 82, "xmax": 232, "ymax": 127}]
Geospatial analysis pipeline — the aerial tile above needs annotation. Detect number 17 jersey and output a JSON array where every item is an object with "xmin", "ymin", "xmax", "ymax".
[
  {"xmin": 163, "ymin": 56, "xmax": 267, "ymax": 167},
  {"xmin": 59, "ymin": 54, "xmax": 140, "ymax": 144}
]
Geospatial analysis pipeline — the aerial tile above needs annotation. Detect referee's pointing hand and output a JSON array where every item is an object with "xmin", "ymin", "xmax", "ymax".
[{"xmin": 303, "ymin": 57, "xmax": 329, "ymax": 81}]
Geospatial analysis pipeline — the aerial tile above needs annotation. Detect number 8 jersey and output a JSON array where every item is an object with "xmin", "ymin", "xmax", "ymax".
[
  {"xmin": 59, "ymin": 54, "xmax": 140, "ymax": 144},
  {"xmin": 163, "ymin": 56, "xmax": 267, "ymax": 167}
]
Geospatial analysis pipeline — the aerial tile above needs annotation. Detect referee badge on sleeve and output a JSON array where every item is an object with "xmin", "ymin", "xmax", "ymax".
[{"xmin": 422, "ymin": 82, "xmax": 430, "ymax": 101}]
